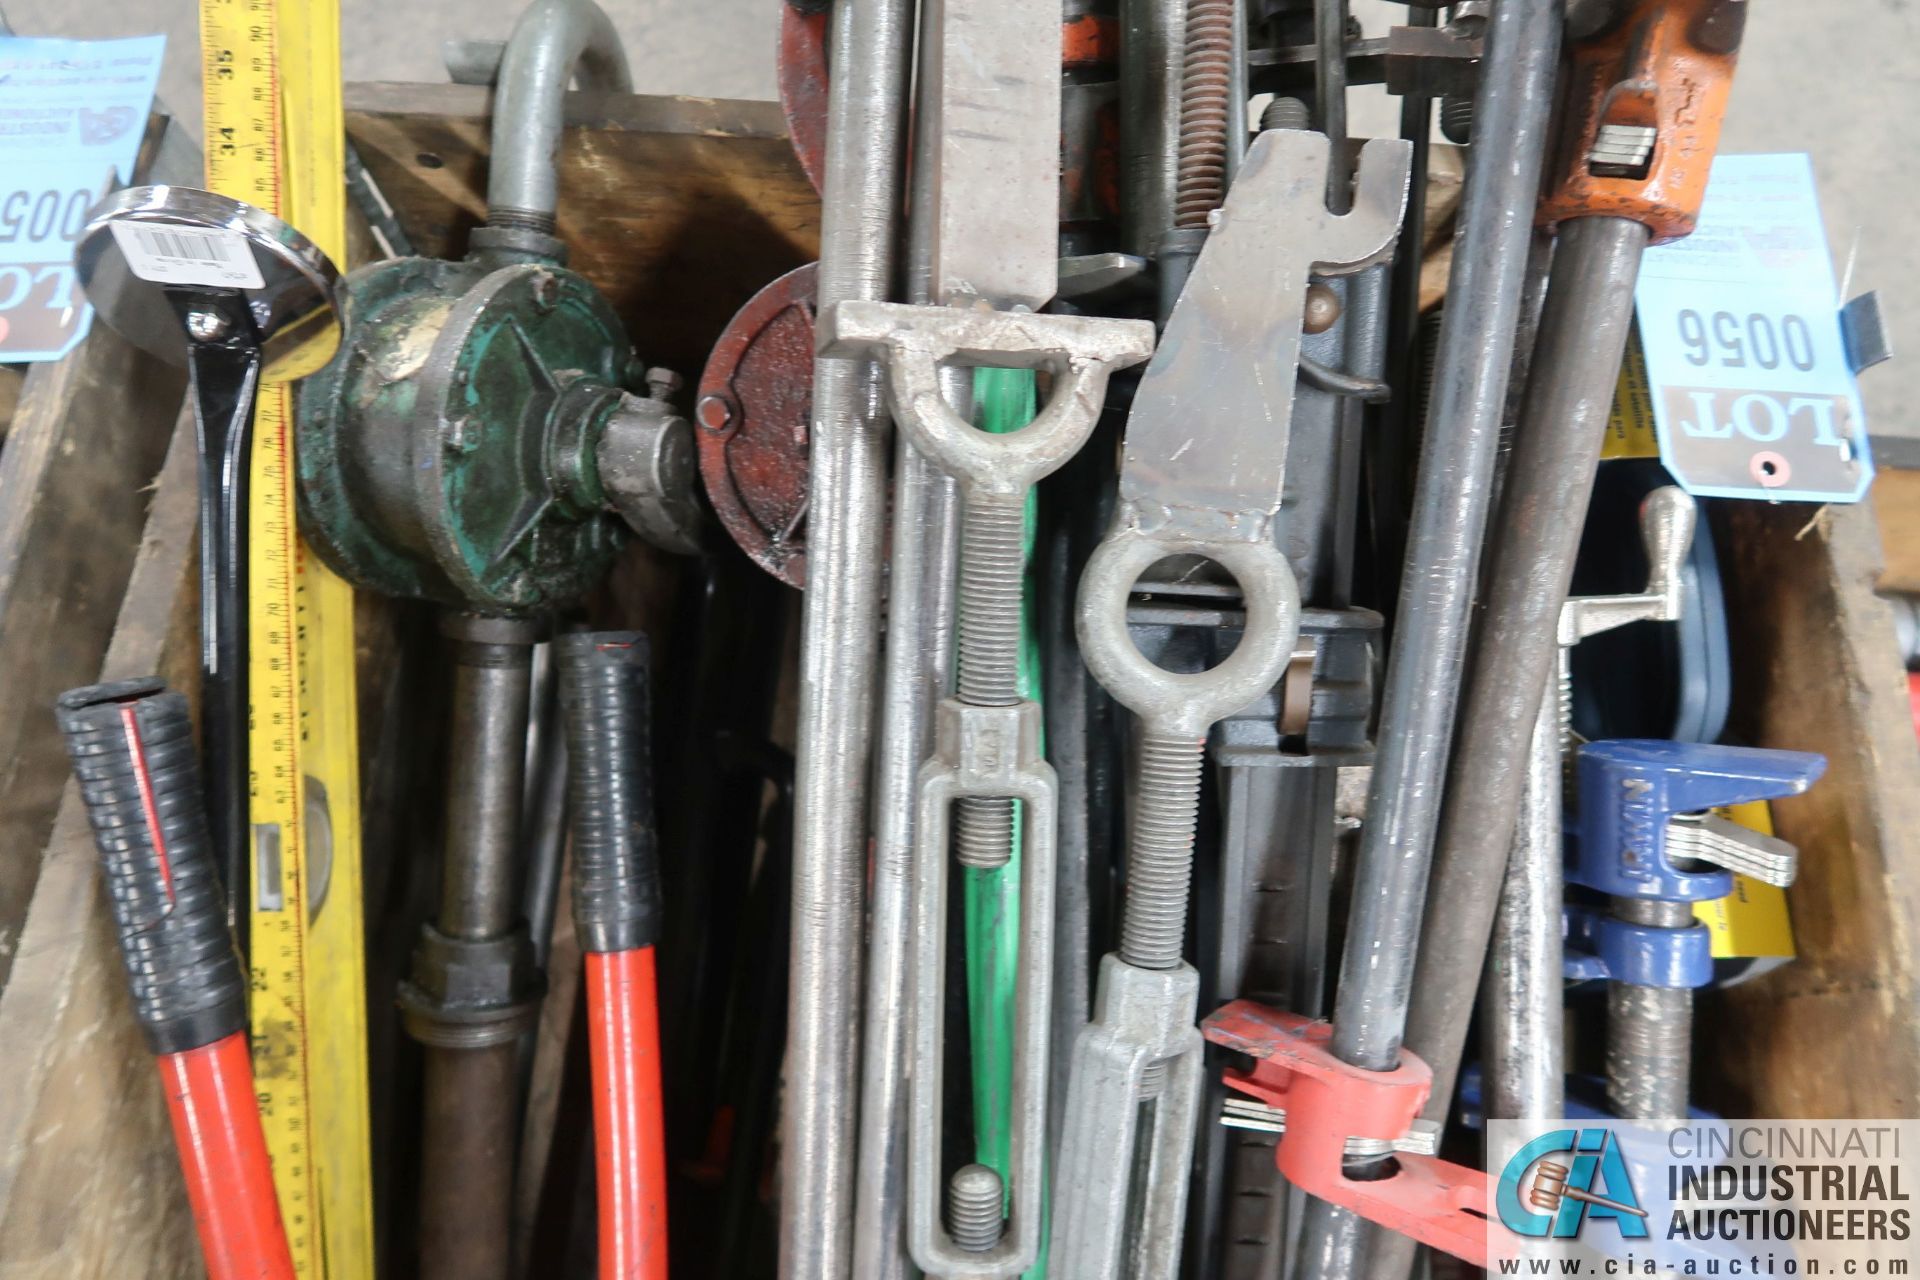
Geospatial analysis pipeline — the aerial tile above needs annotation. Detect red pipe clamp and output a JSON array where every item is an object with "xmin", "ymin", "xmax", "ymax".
[{"xmin": 1201, "ymin": 1000, "xmax": 1511, "ymax": 1269}]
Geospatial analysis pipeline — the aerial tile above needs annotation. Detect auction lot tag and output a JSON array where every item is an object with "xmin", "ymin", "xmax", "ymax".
[
  {"xmin": 1636, "ymin": 154, "xmax": 1874, "ymax": 504},
  {"xmin": 0, "ymin": 35, "xmax": 165, "ymax": 361}
]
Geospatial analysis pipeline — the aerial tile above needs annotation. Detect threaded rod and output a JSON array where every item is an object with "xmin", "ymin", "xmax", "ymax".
[
  {"xmin": 1118, "ymin": 732, "xmax": 1208, "ymax": 969},
  {"xmin": 947, "ymin": 1163, "xmax": 1005, "ymax": 1251},
  {"xmin": 1173, "ymin": 0, "xmax": 1234, "ymax": 228}
]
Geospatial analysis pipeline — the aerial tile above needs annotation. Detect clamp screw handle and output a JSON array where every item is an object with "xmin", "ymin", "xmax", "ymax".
[{"xmin": 1560, "ymin": 486, "xmax": 1697, "ymax": 646}]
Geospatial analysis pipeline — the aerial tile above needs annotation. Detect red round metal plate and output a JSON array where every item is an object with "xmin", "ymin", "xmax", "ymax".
[
  {"xmin": 696, "ymin": 262, "xmax": 816, "ymax": 588},
  {"xmin": 777, "ymin": 8, "xmax": 829, "ymax": 196}
]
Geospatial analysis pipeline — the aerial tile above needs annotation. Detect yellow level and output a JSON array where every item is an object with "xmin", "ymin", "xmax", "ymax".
[{"xmin": 198, "ymin": 0, "xmax": 373, "ymax": 1273}]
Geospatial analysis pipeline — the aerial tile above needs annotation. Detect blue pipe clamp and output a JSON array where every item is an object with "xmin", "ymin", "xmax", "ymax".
[{"xmin": 1564, "ymin": 739, "xmax": 1825, "ymax": 989}]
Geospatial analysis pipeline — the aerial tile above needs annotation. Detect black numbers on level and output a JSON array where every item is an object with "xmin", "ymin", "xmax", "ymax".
[
  {"xmin": 0, "ymin": 188, "xmax": 95, "ymax": 246},
  {"xmin": 1677, "ymin": 309, "xmax": 1817, "ymax": 372}
]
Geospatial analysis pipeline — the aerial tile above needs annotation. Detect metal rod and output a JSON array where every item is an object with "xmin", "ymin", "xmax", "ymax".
[
  {"xmin": 1119, "ymin": 0, "xmax": 1184, "ymax": 256},
  {"xmin": 1370, "ymin": 6, "xmax": 1435, "ymax": 618},
  {"xmin": 1314, "ymin": 0, "xmax": 1349, "ymax": 211},
  {"xmin": 782, "ymin": 0, "xmax": 914, "ymax": 1265},
  {"xmin": 1400, "ymin": 214, "xmax": 1649, "ymax": 1119},
  {"xmin": 1483, "ymin": 681, "xmax": 1566, "ymax": 1124},
  {"xmin": 850, "ymin": 420, "xmax": 958, "ymax": 1280},
  {"xmin": 848, "ymin": 12, "xmax": 963, "ymax": 1267},
  {"xmin": 1325, "ymin": 0, "xmax": 1562, "ymax": 1083},
  {"xmin": 852, "ymin": 356, "xmax": 964, "ymax": 1280},
  {"xmin": 1294, "ymin": 0, "xmax": 1563, "ymax": 1271},
  {"xmin": 521, "ymin": 641, "xmax": 570, "ymax": 972}
]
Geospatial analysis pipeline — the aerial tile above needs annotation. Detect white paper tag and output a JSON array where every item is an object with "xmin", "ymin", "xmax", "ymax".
[{"xmin": 108, "ymin": 219, "xmax": 265, "ymax": 290}]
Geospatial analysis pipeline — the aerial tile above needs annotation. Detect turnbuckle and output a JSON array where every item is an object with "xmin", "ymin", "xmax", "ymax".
[
  {"xmin": 819, "ymin": 299, "xmax": 1154, "ymax": 1276},
  {"xmin": 1200, "ymin": 1002, "xmax": 1507, "ymax": 1270},
  {"xmin": 1053, "ymin": 128, "xmax": 1410, "ymax": 1278}
]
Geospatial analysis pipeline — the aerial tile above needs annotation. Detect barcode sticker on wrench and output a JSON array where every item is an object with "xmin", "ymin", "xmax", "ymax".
[{"xmin": 108, "ymin": 219, "xmax": 265, "ymax": 289}]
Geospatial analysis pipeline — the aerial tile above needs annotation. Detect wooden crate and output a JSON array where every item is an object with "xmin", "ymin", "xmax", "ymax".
[
  {"xmin": 1697, "ymin": 480, "xmax": 1920, "ymax": 1115},
  {"xmin": 4, "ymin": 76, "xmax": 1918, "ymax": 1278},
  {"xmin": 0, "ymin": 87, "xmax": 818, "ymax": 1278}
]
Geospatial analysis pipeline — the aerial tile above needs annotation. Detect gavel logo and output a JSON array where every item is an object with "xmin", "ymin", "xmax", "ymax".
[{"xmin": 1529, "ymin": 1160, "xmax": 1651, "ymax": 1219}]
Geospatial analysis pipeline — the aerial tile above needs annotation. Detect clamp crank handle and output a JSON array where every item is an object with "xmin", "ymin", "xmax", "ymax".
[
  {"xmin": 1640, "ymin": 485, "xmax": 1695, "ymax": 619},
  {"xmin": 1561, "ymin": 486, "xmax": 1697, "ymax": 644}
]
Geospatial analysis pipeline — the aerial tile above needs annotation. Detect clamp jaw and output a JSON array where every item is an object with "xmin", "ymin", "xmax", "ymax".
[
  {"xmin": 1200, "ymin": 1002, "xmax": 1507, "ymax": 1270},
  {"xmin": 1566, "ymin": 739, "xmax": 1825, "ymax": 988},
  {"xmin": 1536, "ymin": 0, "xmax": 1744, "ymax": 242}
]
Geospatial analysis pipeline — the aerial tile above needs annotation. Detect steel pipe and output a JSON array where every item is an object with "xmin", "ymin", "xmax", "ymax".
[
  {"xmin": 437, "ymin": 628, "xmax": 538, "ymax": 943},
  {"xmin": 1119, "ymin": 0, "xmax": 1184, "ymax": 256},
  {"xmin": 1293, "ymin": 0, "xmax": 1563, "ymax": 1272},
  {"xmin": 1400, "ymin": 214, "xmax": 1650, "ymax": 1120},
  {"xmin": 417, "ymin": 614, "xmax": 541, "ymax": 1280},
  {"xmin": 486, "ymin": 0, "xmax": 632, "ymax": 227},
  {"xmin": 782, "ymin": 0, "xmax": 914, "ymax": 1268}
]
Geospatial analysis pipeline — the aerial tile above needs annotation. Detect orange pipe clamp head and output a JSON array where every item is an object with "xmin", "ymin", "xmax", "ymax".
[
  {"xmin": 1201, "ymin": 1001, "xmax": 1511, "ymax": 1270},
  {"xmin": 1536, "ymin": 0, "xmax": 1745, "ymax": 243}
]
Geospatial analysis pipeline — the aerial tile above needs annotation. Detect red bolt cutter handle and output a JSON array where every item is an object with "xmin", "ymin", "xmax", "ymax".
[
  {"xmin": 161, "ymin": 1033, "xmax": 297, "ymax": 1280},
  {"xmin": 58, "ymin": 681, "xmax": 294, "ymax": 1280},
  {"xmin": 587, "ymin": 947, "xmax": 670, "ymax": 1280}
]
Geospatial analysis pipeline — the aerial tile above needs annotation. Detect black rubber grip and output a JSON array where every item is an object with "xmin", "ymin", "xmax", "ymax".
[
  {"xmin": 56, "ymin": 679, "xmax": 248, "ymax": 1055},
  {"xmin": 558, "ymin": 632, "xmax": 661, "ymax": 953}
]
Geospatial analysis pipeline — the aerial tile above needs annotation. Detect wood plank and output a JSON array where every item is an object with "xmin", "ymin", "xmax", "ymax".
[
  {"xmin": 1872, "ymin": 466, "xmax": 1920, "ymax": 594},
  {"xmin": 344, "ymin": 83, "xmax": 820, "ymax": 377},
  {"xmin": 0, "ymin": 117, "xmax": 192, "ymax": 995},
  {"xmin": 0, "ymin": 415, "xmax": 203, "ymax": 1279},
  {"xmin": 1701, "ymin": 498, "xmax": 1920, "ymax": 1116}
]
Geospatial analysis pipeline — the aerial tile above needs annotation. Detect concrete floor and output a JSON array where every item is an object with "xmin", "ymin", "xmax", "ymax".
[{"xmin": 6, "ymin": 0, "xmax": 1915, "ymax": 435}]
